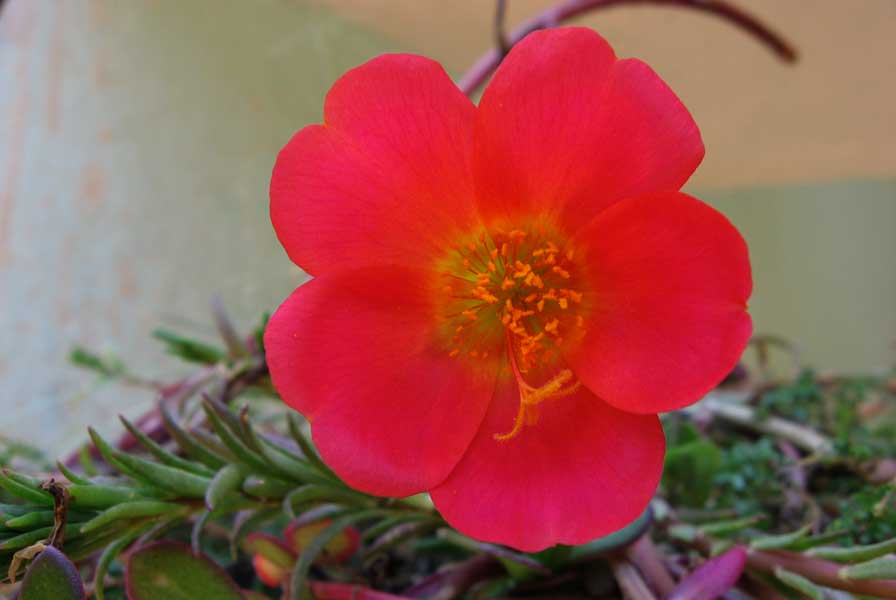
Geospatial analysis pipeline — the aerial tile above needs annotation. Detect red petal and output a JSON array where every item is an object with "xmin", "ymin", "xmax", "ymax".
[
  {"xmin": 271, "ymin": 54, "xmax": 478, "ymax": 275},
  {"xmin": 264, "ymin": 267, "xmax": 496, "ymax": 497},
  {"xmin": 430, "ymin": 375, "xmax": 664, "ymax": 552},
  {"xmin": 473, "ymin": 27, "xmax": 703, "ymax": 232},
  {"xmin": 568, "ymin": 192, "xmax": 752, "ymax": 414}
]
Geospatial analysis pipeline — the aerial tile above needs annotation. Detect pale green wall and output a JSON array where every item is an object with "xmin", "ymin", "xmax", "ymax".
[{"xmin": 704, "ymin": 180, "xmax": 896, "ymax": 373}]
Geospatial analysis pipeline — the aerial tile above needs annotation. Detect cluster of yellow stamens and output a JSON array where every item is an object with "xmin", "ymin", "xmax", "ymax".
[{"xmin": 436, "ymin": 225, "xmax": 587, "ymax": 441}]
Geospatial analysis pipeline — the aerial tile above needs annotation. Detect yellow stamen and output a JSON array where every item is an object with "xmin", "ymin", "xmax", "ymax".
[
  {"xmin": 440, "ymin": 225, "xmax": 586, "ymax": 437},
  {"xmin": 494, "ymin": 331, "xmax": 581, "ymax": 441}
]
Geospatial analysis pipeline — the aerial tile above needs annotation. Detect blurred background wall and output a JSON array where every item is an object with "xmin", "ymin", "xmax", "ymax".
[{"xmin": 0, "ymin": 0, "xmax": 894, "ymax": 455}]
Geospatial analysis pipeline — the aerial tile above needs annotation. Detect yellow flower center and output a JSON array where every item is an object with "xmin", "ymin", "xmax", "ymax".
[{"xmin": 434, "ymin": 220, "xmax": 588, "ymax": 441}]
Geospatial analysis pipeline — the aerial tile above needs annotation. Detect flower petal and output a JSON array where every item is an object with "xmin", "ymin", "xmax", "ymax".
[
  {"xmin": 430, "ymin": 375, "xmax": 664, "ymax": 552},
  {"xmin": 271, "ymin": 54, "xmax": 478, "ymax": 275},
  {"xmin": 264, "ymin": 267, "xmax": 496, "ymax": 497},
  {"xmin": 567, "ymin": 192, "xmax": 752, "ymax": 414},
  {"xmin": 473, "ymin": 27, "xmax": 703, "ymax": 232}
]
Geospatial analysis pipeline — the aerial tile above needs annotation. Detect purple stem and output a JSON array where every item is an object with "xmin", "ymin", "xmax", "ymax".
[
  {"xmin": 626, "ymin": 535, "xmax": 677, "ymax": 596},
  {"xmin": 403, "ymin": 555, "xmax": 501, "ymax": 599},
  {"xmin": 612, "ymin": 559, "xmax": 659, "ymax": 600},
  {"xmin": 747, "ymin": 549, "xmax": 896, "ymax": 599},
  {"xmin": 458, "ymin": 0, "xmax": 797, "ymax": 96}
]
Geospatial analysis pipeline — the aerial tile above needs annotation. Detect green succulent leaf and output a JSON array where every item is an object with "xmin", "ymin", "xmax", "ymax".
[
  {"xmin": 126, "ymin": 541, "xmax": 244, "ymax": 600},
  {"xmin": 152, "ymin": 329, "xmax": 226, "ymax": 365},
  {"xmin": 662, "ymin": 424, "xmax": 723, "ymax": 507}
]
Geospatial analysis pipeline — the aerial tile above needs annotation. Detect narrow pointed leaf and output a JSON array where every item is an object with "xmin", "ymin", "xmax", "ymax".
[
  {"xmin": 287, "ymin": 413, "xmax": 334, "ymax": 476},
  {"xmin": 751, "ymin": 525, "xmax": 813, "ymax": 550},
  {"xmin": 251, "ymin": 428, "xmax": 335, "ymax": 485},
  {"xmin": 203, "ymin": 396, "xmax": 249, "ymax": 440},
  {"xmin": 201, "ymin": 402, "xmax": 274, "ymax": 475},
  {"xmin": 56, "ymin": 462, "xmax": 91, "ymax": 485},
  {"xmin": 786, "ymin": 530, "xmax": 849, "ymax": 551},
  {"xmin": 699, "ymin": 515, "xmax": 763, "ymax": 536},
  {"xmin": 5, "ymin": 509, "xmax": 94, "ymax": 530},
  {"xmin": 242, "ymin": 475, "xmax": 294, "ymax": 500},
  {"xmin": 1, "ymin": 524, "xmax": 80, "ymax": 551},
  {"xmin": 160, "ymin": 403, "xmax": 228, "ymax": 469},
  {"xmin": 152, "ymin": 329, "xmax": 225, "ymax": 364},
  {"xmin": 808, "ymin": 537, "xmax": 896, "ymax": 563},
  {"xmin": 0, "ymin": 470, "xmax": 53, "ymax": 506},
  {"xmin": 68, "ymin": 484, "xmax": 160, "ymax": 509},
  {"xmin": 79, "ymin": 500, "xmax": 185, "ymax": 534},
  {"xmin": 205, "ymin": 464, "xmax": 247, "ymax": 511},
  {"xmin": 1, "ymin": 503, "xmax": 36, "ymax": 519},
  {"xmin": 78, "ymin": 445, "xmax": 98, "ymax": 476},
  {"xmin": 88, "ymin": 428, "xmax": 210, "ymax": 497},
  {"xmin": 210, "ymin": 295, "xmax": 249, "ymax": 358},
  {"xmin": 119, "ymin": 415, "xmax": 215, "ymax": 477},
  {"xmin": 839, "ymin": 555, "xmax": 896, "ymax": 580},
  {"xmin": 282, "ymin": 485, "xmax": 356, "ymax": 519},
  {"xmin": 773, "ymin": 567, "xmax": 824, "ymax": 600},
  {"xmin": 191, "ymin": 429, "xmax": 238, "ymax": 462}
]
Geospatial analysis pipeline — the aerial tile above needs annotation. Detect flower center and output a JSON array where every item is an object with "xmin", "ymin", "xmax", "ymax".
[{"xmin": 434, "ymin": 221, "xmax": 587, "ymax": 441}]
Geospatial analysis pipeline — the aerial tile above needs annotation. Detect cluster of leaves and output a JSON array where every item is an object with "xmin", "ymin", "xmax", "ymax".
[{"xmin": 2, "ymin": 310, "xmax": 896, "ymax": 599}]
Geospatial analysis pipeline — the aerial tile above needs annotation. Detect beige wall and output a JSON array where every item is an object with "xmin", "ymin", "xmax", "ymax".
[{"xmin": 322, "ymin": 0, "xmax": 896, "ymax": 189}]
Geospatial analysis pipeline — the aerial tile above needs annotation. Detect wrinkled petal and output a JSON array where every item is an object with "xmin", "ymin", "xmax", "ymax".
[
  {"xmin": 430, "ymin": 374, "xmax": 664, "ymax": 552},
  {"xmin": 264, "ymin": 267, "xmax": 496, "ymax": 497},
  {"xmin": 567, "ymin": 192, "xmax": 752, "ymax": 414},
  {"xmin": 271, "ymin": 54, "xmax": 478, "ymax": 275},
  {"xmin": 474, "ymin": 27, "xmax": 703, "ymax": 232}
]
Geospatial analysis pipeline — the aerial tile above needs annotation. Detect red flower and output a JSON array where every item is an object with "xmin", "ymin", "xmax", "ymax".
[{"xmin": 265, "ymin": 27, "xmax": 751, "ymax": 551}]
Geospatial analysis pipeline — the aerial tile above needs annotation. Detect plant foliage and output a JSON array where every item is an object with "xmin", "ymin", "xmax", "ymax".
[{"xmin": 2, "ymin": 309, "xmax": 895, "ymax": 600}]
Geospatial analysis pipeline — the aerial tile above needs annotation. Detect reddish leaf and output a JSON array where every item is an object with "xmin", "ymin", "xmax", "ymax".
[
  {"xmin": 310, "ymin": 581, "xmax": 411, "ymax": 599},
  {"xmin": 252, "ymin": 553, "xmax": 290, "ymax": 588},
  {"xmin": 19, "ymin": 546, "xmax": 86, "ymax": 600},
  {"xmin": 667, "ymin": 546, "xmax": 748, "ymax": 600},
  {"xmin": 241, "ymin": 532, "xmax": 296, "ymax": 568},
  {"xmin": 285, "ymin": 520, "xmax": 360, "ymax": 564}
]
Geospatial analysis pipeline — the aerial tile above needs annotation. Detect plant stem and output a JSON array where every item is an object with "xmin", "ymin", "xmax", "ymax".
[
  {"xmin": 611, "ymin": 559, "xmax": 658, "ymax": 600},
  {"xmin": 625, "ymin": 535, "xmax": 676, "ymax": 596},
  {"xmin": 747, "ymin": 549, "xmax": 896, "ymax": 599},
  {"xmin": 458, "ymin": 0, "xmax": 797, "ymax": 96},
  {"xmin": 699, "ymin": 397, "xmax": 832, "ymax": 454}
]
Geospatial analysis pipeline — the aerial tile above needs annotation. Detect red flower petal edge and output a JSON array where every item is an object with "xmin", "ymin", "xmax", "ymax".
[{"xmin": 267, "ymin": 26, "xmax": 752, "ymax": 551}]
